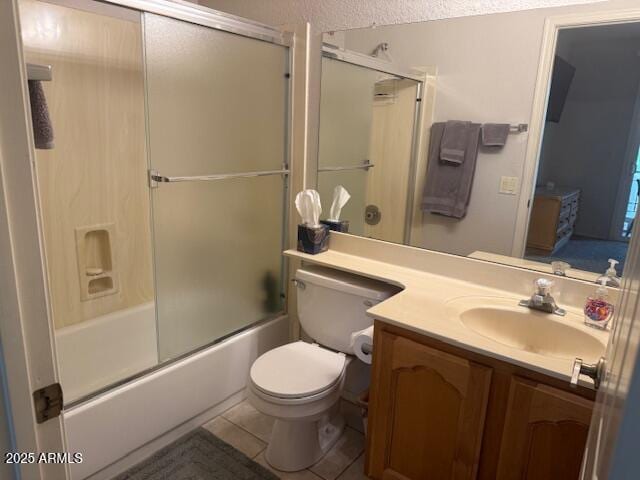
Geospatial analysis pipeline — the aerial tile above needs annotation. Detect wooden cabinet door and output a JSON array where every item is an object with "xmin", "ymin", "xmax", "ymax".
[
  {"xmin": 496, "ymin": 377, "xmax": 593, "ymax": 480},
  {"xmin": 367, "ymin": 331, "xmax": 492, "ymax": 480}
]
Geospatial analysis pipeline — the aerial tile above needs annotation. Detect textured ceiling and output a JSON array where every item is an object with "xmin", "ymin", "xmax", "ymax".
[{"xmin": 201, "ymin": 0, "xmax": 605, "ymax": 32}]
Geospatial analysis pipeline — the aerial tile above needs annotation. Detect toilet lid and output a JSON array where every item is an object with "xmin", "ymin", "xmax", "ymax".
[{"xmin": 250, "ymin": 342, "xmax": 346, "ymax": 399}]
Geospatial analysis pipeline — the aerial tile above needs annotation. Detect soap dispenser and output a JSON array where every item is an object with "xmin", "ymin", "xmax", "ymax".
[
  {"xmin": 584, "ymin": 278, "xmax": 614, "ymax": 330},
  {"xmin": 596, "ymin": 258, "xmax": 621, "ymax": 288}
]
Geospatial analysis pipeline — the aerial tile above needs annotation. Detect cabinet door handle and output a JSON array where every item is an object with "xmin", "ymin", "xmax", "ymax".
[{"xmin": 570, "ymin": 357, "xmax": 605, "ymax": 389}]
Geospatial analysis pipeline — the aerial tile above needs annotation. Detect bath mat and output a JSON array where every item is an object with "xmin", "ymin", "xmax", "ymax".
[{"xmin": 112, "ymin": 428, "xmax": 279, "ymax": 480}]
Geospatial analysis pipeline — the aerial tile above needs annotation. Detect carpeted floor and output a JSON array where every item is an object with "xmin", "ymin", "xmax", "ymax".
[
  {"xmin": 525, "ymin": 236, "xmax": 628, "ymax": 274},
  {"xmin": 113, "ymin": 428, "xmax": 279, "ymax": 480}
]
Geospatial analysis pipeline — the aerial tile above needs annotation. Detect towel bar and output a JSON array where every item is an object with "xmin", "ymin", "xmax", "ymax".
[
  {"xmin": 318, "ymin": 160, "xmax": 374, "ymax": 173},
  {"xmin": 509, "ymin": 123, "xmax": 528, "ymax": 133},
  {"xmin": 148, "ymin": 168, "xmax": 289, "ymax": 188}
]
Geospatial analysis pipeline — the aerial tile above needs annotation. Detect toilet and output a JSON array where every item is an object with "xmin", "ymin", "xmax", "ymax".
[{"xmin": 247, "ymin": 265, "xmax": 398, "ymax": 472}]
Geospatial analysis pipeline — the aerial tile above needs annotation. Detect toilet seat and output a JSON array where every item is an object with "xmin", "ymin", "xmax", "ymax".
[{"xmin": 250, "ymin": 341, "xmax": 346, "ymax": 400}]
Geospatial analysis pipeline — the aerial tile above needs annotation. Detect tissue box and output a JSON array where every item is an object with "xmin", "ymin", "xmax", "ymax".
[
  {"xmin": 321, "ymin": 220, "xmax": 349, "ymax": 233},
  {"xmin": 297, "ymin": 224, "xmax": 329, "ymax": 254}
]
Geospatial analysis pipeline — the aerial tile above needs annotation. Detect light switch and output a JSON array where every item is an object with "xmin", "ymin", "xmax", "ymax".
[{"xmin": 499, "ymin": 176, "xmax": 519, "ymax": 195}]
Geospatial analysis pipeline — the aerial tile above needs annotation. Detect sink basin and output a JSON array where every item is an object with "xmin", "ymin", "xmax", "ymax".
[{"xmin": 446, "ymin": 296, "xmax": 606, "ymax": 361}]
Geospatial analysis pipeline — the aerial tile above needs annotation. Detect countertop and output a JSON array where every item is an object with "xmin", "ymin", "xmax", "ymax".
[
  {"xmin": 468, "ymin": 250, "xmax": 599, "ymax": 283},
  {"xmin": 285, "ymin": 248, "xmax": 609, "ymax": 389}
]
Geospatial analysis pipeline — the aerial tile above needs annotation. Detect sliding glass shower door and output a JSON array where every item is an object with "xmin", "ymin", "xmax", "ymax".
[
  {"xmin": 143, "ymin": 13, "xmax": 289, "ymax": 361},
  {"xmin": 317, "ymin": 58, "xmax": 378, "ymax": 236},
  {"xmin": 317, "ymin": 56, "xmax": 420, "ymax": 243}
]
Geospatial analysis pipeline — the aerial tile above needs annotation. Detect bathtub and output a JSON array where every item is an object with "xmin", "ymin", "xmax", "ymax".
[
  {"xmin": 62, "ymin": 314, "xmax": 289, "ymax": 479},
  {"xmin": 55, "ymin": 302, "xmax": 158, "ymax": 404}
]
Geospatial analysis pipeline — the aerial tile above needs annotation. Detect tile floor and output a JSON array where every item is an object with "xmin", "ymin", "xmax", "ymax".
[{"xmin": 203, "ymin": 400, "xmax": 368, "ymax": 480}]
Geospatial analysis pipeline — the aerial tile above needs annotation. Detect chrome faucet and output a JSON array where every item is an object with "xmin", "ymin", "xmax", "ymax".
[
  {"xmin": 519, "ymin": 278, "xmax": 566, "ymax": 316},
  {"xmin": 551, "ymin": 261, "xmax": 570, "ymax": 277}
]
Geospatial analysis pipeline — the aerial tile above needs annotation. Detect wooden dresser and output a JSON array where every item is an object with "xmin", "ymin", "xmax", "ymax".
[{"xmin": 526, "ymin": 187, "xmax": 580, "ymax": 254}]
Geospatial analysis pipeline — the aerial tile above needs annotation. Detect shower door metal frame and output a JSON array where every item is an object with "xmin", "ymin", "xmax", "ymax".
[
  {"xmin": 322, "ymin": 43, "xmax": 424, "ymax": 82},
  {"xmin": 99, "ymin": 0, "xmax": 292, "ymax": 47},
  {"xmin": 0, "ymin": 1, "xmax": 68, "ymax": 479}
]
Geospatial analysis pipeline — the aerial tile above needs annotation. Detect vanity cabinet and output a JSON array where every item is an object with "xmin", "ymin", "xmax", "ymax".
[{"xmin": 366, "ymin": 322, "xmax": 595, "ymax": 480}]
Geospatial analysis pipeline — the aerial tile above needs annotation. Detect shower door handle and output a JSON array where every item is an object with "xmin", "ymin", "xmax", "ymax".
[
  {"xmin": 318, "ymin": 160, "xmax": 374, "ymax": 172},
  {"xmin": 149, "ymin": 168, "xmax": 289, "ymax": 188}
]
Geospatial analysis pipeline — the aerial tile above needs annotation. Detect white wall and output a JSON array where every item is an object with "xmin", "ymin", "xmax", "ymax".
[
  {"xmin": 538, "ymin": 27, "xmax": 640, "ymax": 240},
  {"xmin": 201, "ymin": 0, "xmax": 603, "ymax": 32}
]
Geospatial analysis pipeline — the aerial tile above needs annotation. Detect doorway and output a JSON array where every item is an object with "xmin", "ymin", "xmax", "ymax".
[{"xmin": 523, "ymin": 22, "xmax": 640, "ymax": 275}]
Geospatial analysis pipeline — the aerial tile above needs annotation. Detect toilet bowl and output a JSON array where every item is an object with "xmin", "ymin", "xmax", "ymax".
[
  {"xmin": 246, "ymin": 266, "xmax": 399, "ymax": 472},
  {"xmin": 247, "ymin": 341, "xmax": 349, "ymax": 471}
]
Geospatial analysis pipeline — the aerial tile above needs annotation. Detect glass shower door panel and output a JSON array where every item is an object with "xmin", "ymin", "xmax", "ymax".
[
  {"xmin": 153, "ymin": 177, "xmax": 285, "ymax": 361},
  {"xmin": 144, "ymin": 13, "xmax": 288, "ymax": 361},
  {"xmin": 318, "ymin": 58, "xmax": 378, "ymax": 169},
  {"xmin": 317, "ymin": 59, "xmax": 377, "ymax": 235},
  {"xmin": 143, "ymin": 13, "xmax": 288, "ymax": 176}
]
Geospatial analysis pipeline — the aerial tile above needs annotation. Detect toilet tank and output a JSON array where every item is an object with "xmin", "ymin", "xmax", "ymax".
[{"xmin": 294, "ymin": 266, "xmax": 400, "ymax": 354}]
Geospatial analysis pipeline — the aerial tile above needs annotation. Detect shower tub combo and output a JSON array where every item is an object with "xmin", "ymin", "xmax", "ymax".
[{"xmin": 17, "ymin": 0, "xmax": 295, "ymax": 478}]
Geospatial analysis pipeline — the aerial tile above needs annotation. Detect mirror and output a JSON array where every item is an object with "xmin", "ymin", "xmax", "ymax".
[{"xmin": 317, "ymin": 6, "xmax": 640, "ymax": 285}]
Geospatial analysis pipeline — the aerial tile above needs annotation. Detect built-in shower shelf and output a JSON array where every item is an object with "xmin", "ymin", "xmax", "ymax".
[
  {"xmin": 87, "ymin": 273, "xmax": 115, "ymax": 295},
  {"xmin": 75, "ymin": 223, "xmax": 119, "ymax": 300}
]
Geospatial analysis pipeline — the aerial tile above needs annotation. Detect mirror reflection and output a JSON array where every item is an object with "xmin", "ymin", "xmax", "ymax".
[
  {"xmin": 318, "ymin": 17, "xmax": 640, "ymax": 285},
  {"xmin": 318, "ymin": 52, "xmax": 421, "ymax": 244}
]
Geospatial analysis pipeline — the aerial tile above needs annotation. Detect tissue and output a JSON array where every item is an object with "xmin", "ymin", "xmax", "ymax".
[
  {"xmin": 296, "ymin": 189, "xmax": 329, "ymax": 254},
  {"xmin": 328, "ymin": 185, "xmax": 350, "ymax": 221},
  {"xmin": 350, "ymin": 326, "xmax": 374, "ymax": 364},
  {"xmin": 295, "ymin": 189, "xmax": 322, "ymax": 227}
]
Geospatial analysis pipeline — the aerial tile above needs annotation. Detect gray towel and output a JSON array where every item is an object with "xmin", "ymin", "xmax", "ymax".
[
  {"xmin": 27, "ymin": 80, "xmax": 54, "ymax": 149},
  {"xmin": 440, "ymin": 120, "xmax": 471, "ymax": 164},
  {"xmin": 481, "ymin": 123, "xmax": 510, "ymax": 147},
  {"xmin": 422, "ymin": 122, "xmax": 481, "ymax": 218}
]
